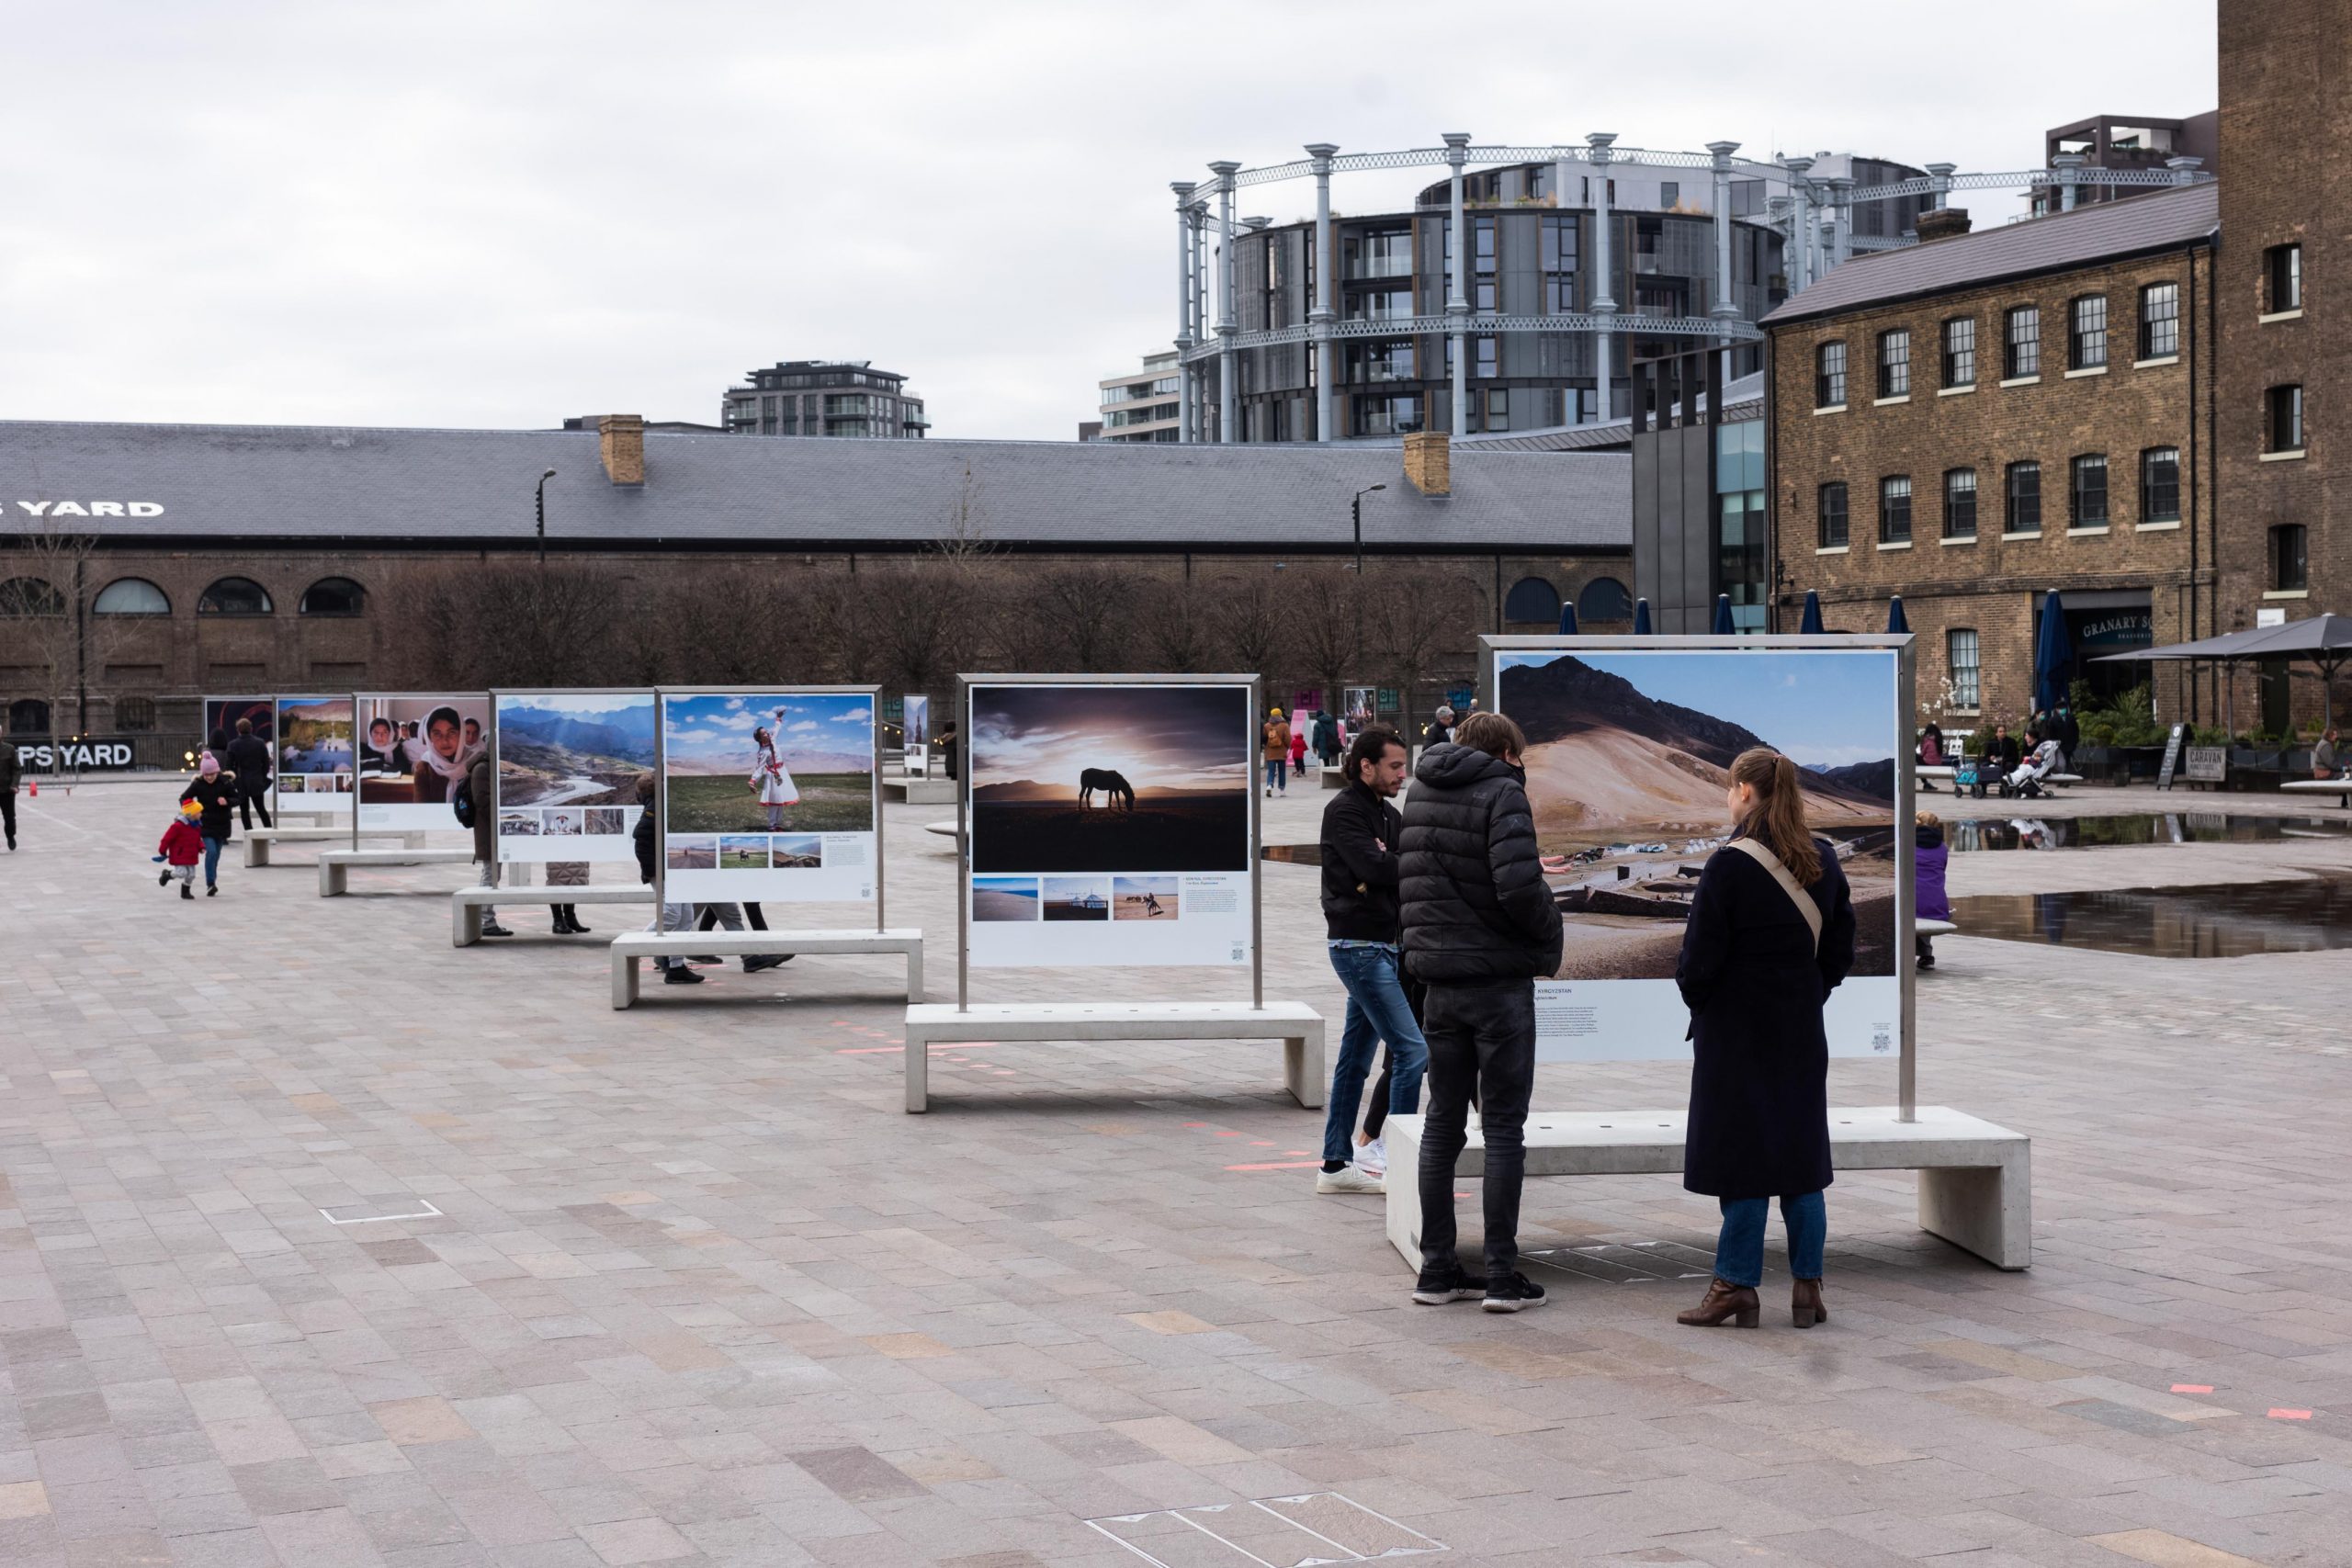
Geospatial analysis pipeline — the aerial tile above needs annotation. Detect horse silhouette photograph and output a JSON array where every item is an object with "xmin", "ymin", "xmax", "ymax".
[{"xmin": 968, "ymin": 684, "xmax": 1250, "ymax": 874}]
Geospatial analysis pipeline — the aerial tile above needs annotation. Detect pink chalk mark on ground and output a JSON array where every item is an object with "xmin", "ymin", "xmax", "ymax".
[
  {"xmin": 1224, "ymin": 1160, "xmax": 1322, "ymax": 1172},
  {"xmin": 2268, "ymin": 1408, "xmax": 2312, "ymax": 1420},
  {"xmin": 2172, "ymin": 1384, "xmax": 2214, "ymax": 1394}
]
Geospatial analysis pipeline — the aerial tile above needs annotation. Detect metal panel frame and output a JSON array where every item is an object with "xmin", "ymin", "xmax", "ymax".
[
  {"xmin": 487, "ymin": 686, "xmax": 659, "ymax": 908},
  {"xmin": 347, "ymin": 691, "xmax": 492, "ymax": 849},
  {"xmin": 650, "ymin": 685, "xmax": 887, "ymax": 933},
  {"xmin": 1478, "ymin": 633, "xmax": 1917, "ymax": 1119},
  {"xmin": 955, "ymin": 672, "xmax": 1262, "ymax": 1013},
  {"xmin": 268, "ymin": 693, "xmax": 355, "ymax": 819}
]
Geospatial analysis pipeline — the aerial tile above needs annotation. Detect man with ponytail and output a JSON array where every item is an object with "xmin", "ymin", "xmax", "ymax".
[{"xmin": 1673, "ymin": 747, "xmax": 1856, "ymax": 1331}]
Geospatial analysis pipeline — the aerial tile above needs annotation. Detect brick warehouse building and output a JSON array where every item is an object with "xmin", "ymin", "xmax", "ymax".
[
  {"xmin": 1761, "ymin": 186, "xmax": 2218, "ymax": 732},
  {"xmin": 0, "ymin": 417, "xmax": 1631, "ymax": 756}
]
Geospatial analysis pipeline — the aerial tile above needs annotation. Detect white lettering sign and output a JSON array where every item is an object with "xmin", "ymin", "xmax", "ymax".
[
  {"xmin": 14, "ymin": 741, "xmax": 136, "ymax": 771},
  {"xmin": 13, "ymin": 501, "xmax": 164, "ymax": 518}
]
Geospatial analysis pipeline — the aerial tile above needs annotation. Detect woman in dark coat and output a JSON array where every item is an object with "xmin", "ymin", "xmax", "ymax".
[
  {"xmin": 1673, "ymin": 747, "xmax": 1856, "ymax": 1330},
  {"xmin": 177, "ymin": 753, "xmax": 241, "ymax": 896}
]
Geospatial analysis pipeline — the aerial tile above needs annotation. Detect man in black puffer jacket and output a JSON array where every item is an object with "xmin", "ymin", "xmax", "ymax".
[{"xmin": 1399, "ymin": 711, "xmax": 1565, "ymax": 1314}]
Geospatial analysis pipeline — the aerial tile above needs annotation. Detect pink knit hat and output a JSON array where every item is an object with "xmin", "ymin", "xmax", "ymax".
[{"xmin": 198, "ymin": 751, "xmax": 220, "ymax": 771}]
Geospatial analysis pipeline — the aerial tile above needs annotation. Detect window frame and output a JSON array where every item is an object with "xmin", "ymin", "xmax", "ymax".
[
  {"xmin": 2137, "ymin": 281, "xmax": 2179, "ymax": 359},
  {"xmin": 2005, "ymin": 460, "xmax": 2042, "ymax": 534},
  {"xmin": 1876, "ymin": 328, "xmax": 1911, "ymax": 399},
  {"xmin": 2068, "ymin": 294, "xmax": 2108, "ymax": 370},
  {"xmin": 298, "ymin": 577, "xmax": 368, "ymax": 617},
  {"xmin": 196, "ymin": 577, "xmax": 275, "ymax": 617},
  {"xmin": 1941, "ymin": 317, "xmax": 1975, "ymax": 389},
  {"xmin": 2271, "ymin": 524, "xmax": 2309, "ymax": 592},
  {"xmin": 2069, "ymin": 454, "xmax": 2109, "ymax": 527},
  {"xmin": 2139, "ymin": 446, "xmax": 2181, "ymax": 523},
  {"xmin": 1815, "ymin": 340, "xmax": 1848, "ymax": 408},
  {"xmin": 91, "ymin": 577, "xmax": 171, "ymax": 617},
  {"xmin": 1816, "ymin": 480, "xmax": 1849, "ymax": 548},
  {"xmin": 2266, "ymin": 243, "xmax": 2302, "ymax": 313},
  {"xmin": 2004, "ymin": 305, "xmax": 2041, "ymax": 378},
  {"xmin": 1878, "ymin": 474, "xmax": 1913, "ymax": 546},
  {"xmin": 2267, "ymin": 383, "xmax": 2305, "ymax": 453},
  {"xmin": 1941, "ymin": 468, "xmax": 1978, "ymax": 538},
  {"xmin": 1947, "ymin": 628, "xmax": 1982, "ymax": 711},
  {"xmin": 0, "ymin": 576, "xmax": 66, "ymax": 618}
]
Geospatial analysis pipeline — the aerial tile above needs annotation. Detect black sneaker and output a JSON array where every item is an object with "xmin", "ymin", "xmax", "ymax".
[
  {"xmin": 1411, "ymin": 1264, "xmax": 1483, "ymax": 1305},
  {"xmin": 742, "ymin": 954, "xmax": 787, "ymax": 974},
  {"xmin": 1483, "ymin": 1271, "xmax": 1547, "ymax": 1314},
  {"xmin": 662, "ymin": 965, "xmax": 706, "ymax": 985}
]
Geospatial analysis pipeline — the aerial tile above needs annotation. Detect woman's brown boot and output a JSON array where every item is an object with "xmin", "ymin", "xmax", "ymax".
[
  {"xmin": 1792, "ymin": 1278, "xmax": 1827, "ymax": 1328},
  {"xmin": 1676, "ymin": 1279, "xmax": 1759, "ymax": 1328}
]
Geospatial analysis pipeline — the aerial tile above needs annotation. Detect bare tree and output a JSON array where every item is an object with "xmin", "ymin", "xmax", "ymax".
[
  {"xmin": 6, "ymin": 518, "xmax": 125, "ymax": 738},
  {"xmin": 1363, "ymin": 569, "xmax": 1473, "ymax": 743},
  {"xmin": 382, "ymin": 562, "xmax": 628, "ymax": 688},
  {"xmin": 1289, "ymin": 563, "xmax": 1364, "ymax": 714},
  {"xmin": 1026, "ymin": 561, "xmax": 1143, "ymax": 672},
  {"xmin": 1139, "ymin": 574, "xmax": 1214, "ymax": 672},
  {"xmin": 1208, "ymin": 573, "xmax": 1289, "ymax": 683}
]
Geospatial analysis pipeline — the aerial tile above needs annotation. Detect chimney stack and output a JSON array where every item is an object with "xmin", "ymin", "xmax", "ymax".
[
  {"xmin": 1403, "ymin": 429, "xmax": 1451, "ymax": 496},
  {"xmin": 598, "ymin": 414, "xmax": 645, "ymax": 486},
  {"xmin": 1914, "ymin": 207, "xmax": 1973, "ymax": 243}
]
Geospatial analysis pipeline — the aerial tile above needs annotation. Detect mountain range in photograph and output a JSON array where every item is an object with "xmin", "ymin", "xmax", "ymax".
[{"xmin": 497, "ymin": 700, "xmax": 656, "ymax": 808}]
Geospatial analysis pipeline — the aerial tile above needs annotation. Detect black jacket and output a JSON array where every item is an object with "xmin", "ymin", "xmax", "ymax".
[
  {"xmin": 1397, "ymin": 742, "xmax": 1563, "ymax": 984},
  {"xmin": 0, "ymin": 743, "xmax": 18, "ymax": 793},
  {"xmin": 225, "ymin": 734, "xmax": 272, "ymax": 791},
  {"xmin": 1981, "ymin": 733, "xmax": 2021, "ymax": 770},
  {"xmin": 1675, "ymin": 833, "xmax": 1857, "ymax": 1198},
  {"xmin": 1320, "ymin": 779, "xmax": 1404, "ymax": 942},
  {"xmin": 180, "ymin": 773, "xmax": 240, "ymax": 840},
  {"xmin": 632, "ymin": 808, "xmax": 656, "ymax": 884}
]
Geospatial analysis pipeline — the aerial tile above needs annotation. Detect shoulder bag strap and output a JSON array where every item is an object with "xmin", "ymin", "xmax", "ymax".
[{"xmin": 1725, "ymin": 837, "xmax": 1823, "ymax": 953}]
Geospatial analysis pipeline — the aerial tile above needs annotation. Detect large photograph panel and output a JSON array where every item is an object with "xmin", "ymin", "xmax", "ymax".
[
  {"xmin": 203, "ymin": 696, "xmax": 272, "ymax": 754},
  {"xmin": 356, "ymin": 695, "xmax": 491, "ymax": 829},
  {"xmin": 967, "ymin": 682, "xmax": 1251, "ymax": 968},
  {"xmin": 493, "ymin": 692, "xmax": 655, "ymax": 864},
  {"xmin": 659, "ymin": 691, "xmax": 876, "ymax": 904},
  {"xmin": 1495, "ymin": 644, "xmax": 1903, "ymax": 1061},
  {"xmin": 273, "ymin": 696, "xmax": 354, "ymax": 814}
]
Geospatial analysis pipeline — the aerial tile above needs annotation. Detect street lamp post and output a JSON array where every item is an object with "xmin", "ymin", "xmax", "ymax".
[
  {"xmin": 1351, "ymin": 483, "xmax": 1386, "ymax": 574},
  {"xmin": 536, "ymin": 468, "xmax": 557, "ymax": 566}
]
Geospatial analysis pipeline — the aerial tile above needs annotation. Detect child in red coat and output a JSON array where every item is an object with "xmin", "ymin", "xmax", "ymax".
[{"xmin": 157, "ymin": 801, "xmax": 204, "ymax": 899}]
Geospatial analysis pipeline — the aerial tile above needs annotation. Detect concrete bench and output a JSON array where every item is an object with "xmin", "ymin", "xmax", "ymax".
[
  {"xmin": 1385, "ymin": 1104, "xmax": 2030, "ymax": 1272},
  {"xmin": 882, "ymin": 776, "xmax": 956, "ymax": 805},
  {"xmin": 246, "ymin": 827, "xmax": 424, "ymax": 867},
  {"xmin": 610, "ymin": 928, "xmax": 924, "ymax": 1009},
  {"xmin": 2281, "ymin": 778, "xmax": 2352, "ymax": 808},
  {"xmin": 1319, "ymin": 765, "xmax": 1346, "ymax": 790},
  {"xmin": 922, "ymin": 820, "xmax": 958, "ymax": 840},
  {"xmin": 318, "ymin": 847, "xmax": 478, "ymax": 896},
  {"xmin": 451, "ymin": 885, "xmax": 651, "ymax": 946},
  {"xmin": 1916, "ymin": 918, "xmax": 1957, "ymax": 937},
  {"xmin": 1917, "ymin": 764, "xmax": 1954, "ymax": 793},
  {"xmin": 900, "ymin": 1001, "xmax": 1325, "ymax": 1114}
]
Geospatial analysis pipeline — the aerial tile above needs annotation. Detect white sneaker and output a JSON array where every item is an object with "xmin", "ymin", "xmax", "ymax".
[
  {"xmin": 1315, "ymin": 1165, "xmax": 1385, "ymax": 1195},
  {"xmin": 1355, "ymin": 1134, "xmax": 1386, "ymax": 1177}
]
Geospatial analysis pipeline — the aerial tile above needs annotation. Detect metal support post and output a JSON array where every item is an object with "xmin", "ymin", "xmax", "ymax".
[
  {"xmin": 1306, "ymin": 143, "xmax": 1338, "ymax": 442},
  {"xmin": 1783, "ymin": 156, "xmax": 1815, "ymax": 292},
  {"xmin": 1444, "ymin": 131, "xmax": 1471, "ymax": 438},
  {"xmin": 2052, "ymin": 152, "xmax": 2083, "ymax": 212},
  {"xmin": 1826, "ymin": 175, "xmax": 1853, "ymax": 267},
  {"xmin": 1707, "ymin": 141, "xmax": 1740, "ymax": 390},
  {"xmin": 1188, "ymin": 205, "xmax": 1209, "ymax": 441},
  {"xmin": 1556, "ymin": 150, "xmax": 1578, "ymax": 423},
  {"xmin": 1210, "ymin": 161, "xmax": 1239, "ymax": 443},
  {"xmin": 1171, "ymin": 181, "xmax": 1196, "ymax": 444},
  {"xmin": 1588, "ymin": 133, "xmax": 1618, "ymax": 421}
]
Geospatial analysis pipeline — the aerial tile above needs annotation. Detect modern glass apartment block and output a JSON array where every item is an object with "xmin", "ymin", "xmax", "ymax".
[
  {"xmin": 1093, "ymin": 352, "xmax": 1182, "ymax": 443},
  {"xmin": 721, "ymin": 361, "xmax": 929, "ymax": 437}
]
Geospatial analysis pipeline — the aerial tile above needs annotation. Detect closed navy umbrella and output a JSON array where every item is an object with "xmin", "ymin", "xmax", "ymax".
[
  {"xmin": 1555, "ymin": 601, "xmax": 1579, "ymax": 636},
  {"xmin": 1712, "ymin": 594, "xmax": 1735, "ymax": 635},
  {"xmin": 1799, "ymin": 591, "xmax": 1826, "ymax": 636},
  {"xmin": 1633, "ymin": 598, "xmax": 1654, "ymax": 635},
  {"xmin": 1887, "ymin": 595, "xmax": 1910, "ymax": 635},
  {"xmin": 2034, "ymin": 591, "xmax": 2074, "ymax": 714}
]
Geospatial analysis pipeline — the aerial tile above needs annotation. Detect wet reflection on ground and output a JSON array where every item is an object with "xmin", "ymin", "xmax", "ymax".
[
  {"xmin": 1946, "ymin": 813, "xmax": 2350, "ymax": 851},
  {"xmin": 1950, "ymin": 877, "xmax": 2352, "ymax": 958}
]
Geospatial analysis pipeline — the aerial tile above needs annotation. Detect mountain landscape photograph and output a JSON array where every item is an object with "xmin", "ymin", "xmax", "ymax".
[
  {"xmin": 1498, "ymin": 649, "xmax": 1900, "ymax": 981},
  {"xmin": 494, "ymin": 694, "xmax": 657, "ymax": 808}
]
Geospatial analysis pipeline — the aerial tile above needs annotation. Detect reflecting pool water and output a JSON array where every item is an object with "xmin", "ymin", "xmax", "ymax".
[
  {"xmin": 1946, "ymin": 814, "xmax": 2349, "ymax": 852},
  {"xmin": 1950, "ymin": 878, "xmax": 2352, "ymax": 958}
]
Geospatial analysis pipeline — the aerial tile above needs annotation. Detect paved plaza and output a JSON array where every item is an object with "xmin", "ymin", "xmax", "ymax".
[{"xmin": 1, "ymin": 778, "xmax": 2349, "ymax": 1567}]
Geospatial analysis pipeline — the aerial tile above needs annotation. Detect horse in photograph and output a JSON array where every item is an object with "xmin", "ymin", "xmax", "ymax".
[{"xmin": 1078, "ymin": 768, "xmax": 1135, "ymax": 812}]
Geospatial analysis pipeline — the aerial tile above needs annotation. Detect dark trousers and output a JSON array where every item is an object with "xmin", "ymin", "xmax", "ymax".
[
  {"xmin": 697, "ymin": 902, "xmax": 767, "ymax": 931},
  {"xmin": 1414, "ymin": 980, "xmax": 1537, "ymax": 1280},
  {"xmin": 238, "ymin": 784, "xmax": 273, "ymax": 831},
  {"xmin": 0, "ymin": 790, "xmax": 14, "ymax": 844}
]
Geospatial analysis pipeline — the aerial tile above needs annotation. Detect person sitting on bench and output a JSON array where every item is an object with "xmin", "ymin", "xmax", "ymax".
[{"xmin": 2007, "ymin": 732, "xmax": 2061, "ymax": 793}]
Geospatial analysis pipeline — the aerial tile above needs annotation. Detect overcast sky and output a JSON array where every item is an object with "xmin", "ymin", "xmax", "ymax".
[{"xmin": 3, "ymin": 1, "xmax": 2217, "ymax": 442}]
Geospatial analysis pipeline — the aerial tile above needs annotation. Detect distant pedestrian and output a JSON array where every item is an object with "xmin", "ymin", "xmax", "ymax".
[
  {"xmin": 226, "ymin": 718, "xmax": 274, "ymax": 830},
  {"xmin": 466, "ymin": 751, "xmax": 511, "ymax": 938},
  {"xmin": 1288, "ymin": 720, "xmax": 1307, "ymax": 778},
  {"xmin": 2312, "ymin": 727, "xmax": 2340, "ymax": 779},
  {"xmin": 177, "ymin": 752, "xmax": 239, "ymax": 896},
  {"xmin": 634, "ymin": 784, "xmax": 701, "ymax": 986},
  {"xmin": 1674, "ymin": 748, "xmax": 1856, "ymax": 1332},
  {"xmin": 1913, "ymin": 810, "xmax": 1949, "ymax": 971},
  {"xmin": 1261, "ymin": 708, "xmax": 1291, "ymax": 796},
  {"xmin": 0, "ymin": 737, "xmax": 18, "ymax": 850},
  {"xmin": 1399, "ymin": 711, "xmax": 1566, "ymax": 1314},
  {"xmin": 1424, "ymin": 705, "xmax": 1456, "ymax": 750},
  {"xmin": 1311, "ymin": 709, "xmax": 1339, "ymax": 770},
  {"xmin": 936, "ymin": 719, "xmax": 959, "ymax": 782},
  {"xmin": 155, "ymin": 800, "xmax": 204, "ymax": 898}
]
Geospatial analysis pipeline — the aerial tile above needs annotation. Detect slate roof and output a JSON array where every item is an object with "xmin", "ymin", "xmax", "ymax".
[
  {"xmin": 0, "ymin": 420, "xmax": 1628, "ymax": 553},
  {"xmin": 1760, "ymin": 183, "xmax": 2220, "ymax": 327}
]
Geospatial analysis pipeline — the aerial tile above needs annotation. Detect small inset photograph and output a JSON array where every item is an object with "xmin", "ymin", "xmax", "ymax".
[
  {"xmin": 544, "ymin": 807, "xmax": 583, "ymax": 837},
  {"xmin": 498, "ymin": 808, "xmax": 540, "ymax": 836},
  {"xmin": 972, "ymin": 875, "xmax": 1041, "ymax": 921},
  {"xmin": 1114, "ymin": 874, "xmax": 1180, "ymax": 920},
  {"xmin": 718, "ymin": 835, "xmax": 769, "ymax": 870},
  {"xmin": 770, "ymin": 833, "xmax": 822, "ymax": 869},
  {"xmin": 333, "ymin": 772, "xmax": 354, "ymax": 794},
  {"xmin": 583, "ymin": 807, "xmax": 625, "ymax": 837},
  {"xmin": 1044, "ymin": 876, "xmax": 1111, "ymax": 921},
  {"xmin": 667, "ymin": 835, "xmax": 717, "ymax": 871},
  {"xmin": 279, "ymin": 776, "xmax": 308, "ymax": 795}
]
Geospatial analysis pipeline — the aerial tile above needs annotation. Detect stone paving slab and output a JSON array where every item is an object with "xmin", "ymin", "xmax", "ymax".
[{"xmin": 0, "ymin": 779, "xmax": 2346, "ymax": 1565}]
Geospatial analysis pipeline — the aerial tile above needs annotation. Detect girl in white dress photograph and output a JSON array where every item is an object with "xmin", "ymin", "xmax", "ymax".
[{"xmin": 752, "ymin": 710, "xmax": 800, "ymax": 829}]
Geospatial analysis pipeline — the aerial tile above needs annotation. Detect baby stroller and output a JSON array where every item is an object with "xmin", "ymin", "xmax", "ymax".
[{"xmin": 1955, "ymin": 754, "xmax": 1986, "ymax": 800}]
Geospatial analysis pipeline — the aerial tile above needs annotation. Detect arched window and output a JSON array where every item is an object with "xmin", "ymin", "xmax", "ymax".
[
  {"xmin": 8, "ymin": 698, "xmax": 50, "ymax": 735},
  {"xmin": 92, "ymin": 578, "xmax": 170, "ymax": 616},
  {"xmin": 1577, "ymin": 576, "xmax": 1633, "ymax": 624},
  {"xmin": 198, "ymin": 578, "xmax": 273, "ymax": 615},
  {"xmin": 1503, "ymin": 576, "xmax": 1561, "ymax": 624},
  {"xmin": 300, "ymin": 577, "xmax": 366, "ymax": 615},
  {"xmin": 114, "ymin": 696, "xmax": 157, "ymax": 732},
  {"xmin": 0, "ymin": 577, "xmax": 64, "ymax": 617}
]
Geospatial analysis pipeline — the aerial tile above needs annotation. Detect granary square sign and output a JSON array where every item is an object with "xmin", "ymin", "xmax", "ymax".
[{"xmin": 12, "ymin": 500, "xmax": 165, "ymax": 517}]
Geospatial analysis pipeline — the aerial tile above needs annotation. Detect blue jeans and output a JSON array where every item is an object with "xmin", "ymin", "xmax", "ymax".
[
  {"xmin": 202, "ymin": 835, "xmax": 224, "ymax": 887},
  {"xmin": 1713, "ymin": 1191, "xmax": 1826, "ymax": 1288},
  {"xmin": 1265, "ymin": 759, "xmax": 1286, "ymax": 791},
  {"xmin": 1322, "ymin": 944, "xmax": 1429, "ymax": 1164}
]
